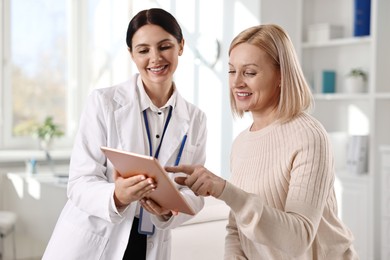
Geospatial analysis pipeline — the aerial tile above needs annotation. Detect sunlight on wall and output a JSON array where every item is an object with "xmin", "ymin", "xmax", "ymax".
[
  {"xmin": 234, "ymin": 1, "xmax": 260, "ymax": 35},
  {"xmin": 348, "ymin": 104, "xmax": 369, "ymax": 135},
  {"xmin": 231, "ymin": 0, "xmax": 260, "ymax": 138},
  {"xmin": 233, "ymin": 113, "xmax": 252, "ymax": 138},
  {"xmin": 334, "ymin": 176, "xmax": 343, "ymax": 219},
  {"xmin": 328, "ymin": 131, "xmax": 348, "ymax": 171},
  {"xmin": 9, "ymin": 174, "xmax": 24, "ymax": 199},
  {"xmin": 191, "ymin": 0, "xmax": 223, "ymax": 173},
  {"xmin": 90, "ymin": 0, "xmax": 130, "ymax": 90},
  {"xmin": 26, "ymin": 178, "xmax": 42, "ymax": 200},
  {"xmin": 8, "ymin": 174, "xmax": 42, "ymax": 200}
]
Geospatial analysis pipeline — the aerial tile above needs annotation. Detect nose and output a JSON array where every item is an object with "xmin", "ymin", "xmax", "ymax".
[
  {"xmin": 230, "ymin": 73, "xmax": 244, "ymax": 89},
  {"xmin": 150, "ymin": 48, "xmax": 162, "ymax": 63}
]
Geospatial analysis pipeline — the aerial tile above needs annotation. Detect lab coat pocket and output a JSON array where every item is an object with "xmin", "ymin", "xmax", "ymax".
[
  {"xmin": 44, "ymin": 219, "xmax": 109, "ymax": 260},
  {"xmin": 177, "ymin": 144, "xmax": 196, "ymax": 165}
]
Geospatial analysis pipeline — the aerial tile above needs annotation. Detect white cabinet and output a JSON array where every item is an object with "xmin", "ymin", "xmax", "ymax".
[
  {"xmin": 2, "ymin": 173, "xmax": 67, "ymax": 259},
  {"xmin": 171, "ymin": 197, "xmax": 229, "ymax": 260},
  {"xmin": 380, "ymin": 146, "xmax": 390, "ymax": 260},
  {"xmin": 335, "ymin": 174, "xmax": 372, "ymax": 260},
  {"xmin": 298, "ymin": 0, "xmax": 390, "ymax": 259}
]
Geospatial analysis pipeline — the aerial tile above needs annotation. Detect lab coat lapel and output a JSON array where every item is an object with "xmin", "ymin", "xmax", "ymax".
[
  {"xmin": 114, "ymin": 77, "xmax": 146, "ymax": 155},
  {"xmin": 157, "ymin": 95, "xmax": 189, "ymax": 166}
]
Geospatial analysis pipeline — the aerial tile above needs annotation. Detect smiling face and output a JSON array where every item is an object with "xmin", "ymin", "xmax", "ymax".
[
  {"xmin": 130, "ymin": 24, "xmax": 184, "ymax": 90},
  {"xmin": 229, "ymin": 43, "xmax": 281, "ymax": 117}
]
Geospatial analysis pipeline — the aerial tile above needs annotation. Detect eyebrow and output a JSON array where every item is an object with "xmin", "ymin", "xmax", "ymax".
[
  {"xmin": 134, "ymin": 38, "xmax": 174, "ymax": 49},
  {"xmin": 228, "ymin": 62, "xmax": 259, "ymax": 67}
]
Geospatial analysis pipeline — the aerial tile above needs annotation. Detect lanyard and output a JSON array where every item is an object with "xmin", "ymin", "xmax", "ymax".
[
  {"xmin": 143, "ymin": 106, "xmax": 172, "ymax": 159},
  {"xmin": 139, "ymin": 106, "xmax": 187, "ymax": 236},
  {"xmin": 142, "ymin": 106, "xmax": 187, "ymax": 166}
]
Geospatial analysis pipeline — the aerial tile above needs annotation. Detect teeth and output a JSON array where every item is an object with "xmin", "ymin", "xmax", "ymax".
[
  {"xmin": 237, "ymin": 92, "xmax": 251, "ymax": 97},
  {"xmin": 149, "ymin": 66, "xmax": 165, "ymax": 72}
]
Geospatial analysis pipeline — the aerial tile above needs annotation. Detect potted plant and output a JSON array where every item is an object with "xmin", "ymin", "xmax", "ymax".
[
  {"xmin": 344, "ymin": 68, "xmax": 368, "ymax": 93},
  {"xmin": 32, "ymin": 116, "xmax": 64, "ymax": 150}
]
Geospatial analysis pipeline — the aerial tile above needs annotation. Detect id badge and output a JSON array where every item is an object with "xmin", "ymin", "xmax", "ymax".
[{"xmin": 138, "ymin": 207, "xmax": 155, "ymax": 235}]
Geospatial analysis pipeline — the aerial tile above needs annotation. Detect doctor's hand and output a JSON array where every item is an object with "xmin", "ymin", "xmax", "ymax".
[
  {"xmin": 113, "ymin": 169, "xmax": 156, "ymax": 208},
  {"xmin": 166, "ymin": 165, "xmax": 226, "ymax": 198},
  {"xmin": 139, "ymin": 198, "xmax": 178, "ymax": 219}
]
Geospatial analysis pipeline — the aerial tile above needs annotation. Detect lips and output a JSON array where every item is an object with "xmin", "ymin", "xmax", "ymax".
[
  {"xmin": 236, "ymin": 92, "xmax": 252, "ymax": 97},
  {"xmin": 148, "ymin": 65, "xmax": 168, "ymax": 73}
]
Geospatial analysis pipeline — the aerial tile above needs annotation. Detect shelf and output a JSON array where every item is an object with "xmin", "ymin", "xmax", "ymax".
[
  {"xmin": 375, "ymin": 93, "xmax": 390, "ymax": 99},
  {"xmin": 313, "ymin": 93, "xmax": 370, "ymax": 100},
  {"xmin": 302, "ymin": 36, "xmax": 371, "ymax": 49},
  {"xmin": 0, "ymin": 149, "xmax": 71, "ymax": 163}
]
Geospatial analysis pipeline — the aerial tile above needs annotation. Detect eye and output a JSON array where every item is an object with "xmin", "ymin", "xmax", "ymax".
[
  {"xmin": 228, "ymin": 70, "xmax": 236, "ymax": 74},
  {"xmin": 159, "ymin": 44, "xmax": 173, "ymax": 51},
  {"xmin": 244, "ymin": 71, "xmax": 256, "ymax": 76},
  {"xmin": 137, "ymin": 48, "xmax": 149, "ymax": 54}
]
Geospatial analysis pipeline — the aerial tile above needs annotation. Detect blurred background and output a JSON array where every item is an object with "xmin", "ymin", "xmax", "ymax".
[{"xmin": 0, "ymin": 0, "xmax": 389, "ymax": 259}]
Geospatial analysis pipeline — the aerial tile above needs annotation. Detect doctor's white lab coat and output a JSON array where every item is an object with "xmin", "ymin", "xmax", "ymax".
[{"xmin": 43, "ymin": 74, "xmax": 206, "ymax": 260}]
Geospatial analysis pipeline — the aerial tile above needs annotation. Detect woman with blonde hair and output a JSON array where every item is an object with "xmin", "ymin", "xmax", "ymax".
[{"xmin": 168, "ymin": 24, "xmax": 358, "ymax": 259}]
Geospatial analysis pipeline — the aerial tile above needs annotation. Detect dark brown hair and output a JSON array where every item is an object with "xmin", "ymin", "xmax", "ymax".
[{"xmin": 126, "ymin": 8, "xmax": 183, "ymax": 51}]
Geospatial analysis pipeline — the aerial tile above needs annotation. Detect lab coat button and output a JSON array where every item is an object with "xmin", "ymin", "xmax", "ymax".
[{"xmin": 148, "ymin": 241, "xmax": 154, "ymax": 249}]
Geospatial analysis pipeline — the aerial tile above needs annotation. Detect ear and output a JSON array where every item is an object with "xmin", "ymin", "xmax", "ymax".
[{"xmin": 178, "ymin": 39, "xmax": 185, "ymax": 56}]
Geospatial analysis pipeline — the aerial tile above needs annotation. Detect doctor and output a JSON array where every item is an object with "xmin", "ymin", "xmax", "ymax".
[{"xmin": 43, "ymin": 8, "xmax": 206, "ymax": 260}]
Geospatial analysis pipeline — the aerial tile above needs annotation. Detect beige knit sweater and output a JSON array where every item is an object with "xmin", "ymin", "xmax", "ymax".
[{"xmin": 218, "ymin": 113, "xmax": 358, "ymax": 260}]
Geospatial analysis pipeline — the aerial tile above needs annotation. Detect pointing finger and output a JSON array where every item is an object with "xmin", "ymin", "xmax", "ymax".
[
  {"xmin": 174, "ymin": 176, "xmax": 187, "ymax": 185},
  {"xmin": 165, "ymin": 165, "xmax": 195, "ymax": 175}
]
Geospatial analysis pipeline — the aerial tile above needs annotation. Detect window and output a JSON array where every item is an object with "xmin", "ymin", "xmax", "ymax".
[
  {"xmin": 9, "ymin": 0, "xmax": 68, "ymax": 148},
  {"xmin": 0, "ymin": 0, "xmax": 131, "ymax": 150},
  {"xmin": 1, "ymin": 0, "xmax": 259, "ymax": 178}
]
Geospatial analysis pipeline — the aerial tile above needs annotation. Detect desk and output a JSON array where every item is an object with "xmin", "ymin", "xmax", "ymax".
[{"xmin": 2, "ymin": 172, "xmax": 67, "ymax": 259}]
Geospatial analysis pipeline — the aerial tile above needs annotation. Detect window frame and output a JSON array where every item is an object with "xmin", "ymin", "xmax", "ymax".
[{"xmin": 0, "ymin": 0, "xmax": 95, "ymax": 150}]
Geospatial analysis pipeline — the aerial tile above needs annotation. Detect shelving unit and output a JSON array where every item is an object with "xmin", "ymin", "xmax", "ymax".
[
  {"xmin": 380, "ymin": 146, "xmax": 390, "ymax": 260},
  {"xmin": 302, "ymin": 36, "xmax": 371, "ymax": 48},
  {"xmin": 299, "ymin": 0, "xmax": 390, "ymax": 259}
]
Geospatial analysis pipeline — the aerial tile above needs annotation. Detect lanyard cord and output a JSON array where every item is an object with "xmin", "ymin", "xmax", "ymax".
[
  {"xmin": 142, "ymin": 105, "xmax": 187, "ymax": 166},
  {"xmin": 140, "ymin": 105, "xmax": 187, "ymax": 237},
  {"xmin": 142, "ymin": 106, "xmax": 173, "ymax": 159}
]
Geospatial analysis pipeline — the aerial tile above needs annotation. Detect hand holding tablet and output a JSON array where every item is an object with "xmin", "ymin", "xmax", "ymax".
[{"xmin": 101, "ymin": 146, "xmax": 195, "ymax": 215}]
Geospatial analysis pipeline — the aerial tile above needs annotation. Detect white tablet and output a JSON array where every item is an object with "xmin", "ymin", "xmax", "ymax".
[{"xmin": 101, "ymin": 146, "xmax": 195, "ymax": 215}]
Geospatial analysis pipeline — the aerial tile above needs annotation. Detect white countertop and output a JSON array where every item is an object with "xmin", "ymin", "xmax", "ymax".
[
  {"xmin": 0, "ymin": 149, "xmax": 71, "ymax": 163},
  {"xmin": 7, "ymin": 172, "xmax": 68, "ymax": 189}
]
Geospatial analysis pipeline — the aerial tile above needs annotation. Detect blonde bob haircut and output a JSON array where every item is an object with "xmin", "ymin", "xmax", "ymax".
[{"xmin": 229, "ymin": 24, "xmax": 313, "ymax": 123}]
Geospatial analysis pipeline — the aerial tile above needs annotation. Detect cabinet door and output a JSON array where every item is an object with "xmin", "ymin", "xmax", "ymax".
[
  {"xmin": 382, "ymin": 217, "xmax": 390, "ymax": 260},
  {"xmin": 337, "ymin": 177, "xmax": 371, "ymax": 260},
  {"xmin": 381, "ymin": 150, "xmax": 390, "ymax": 259}
]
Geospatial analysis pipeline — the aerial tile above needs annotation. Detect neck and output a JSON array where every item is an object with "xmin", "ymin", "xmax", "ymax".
[
  {"xmin": 250, "ymin": 109, "xmax": 278, "ymax": 131},
  {"xmin": 143, "ymin": 81, "xmax": 173, "ymax": 108}
]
